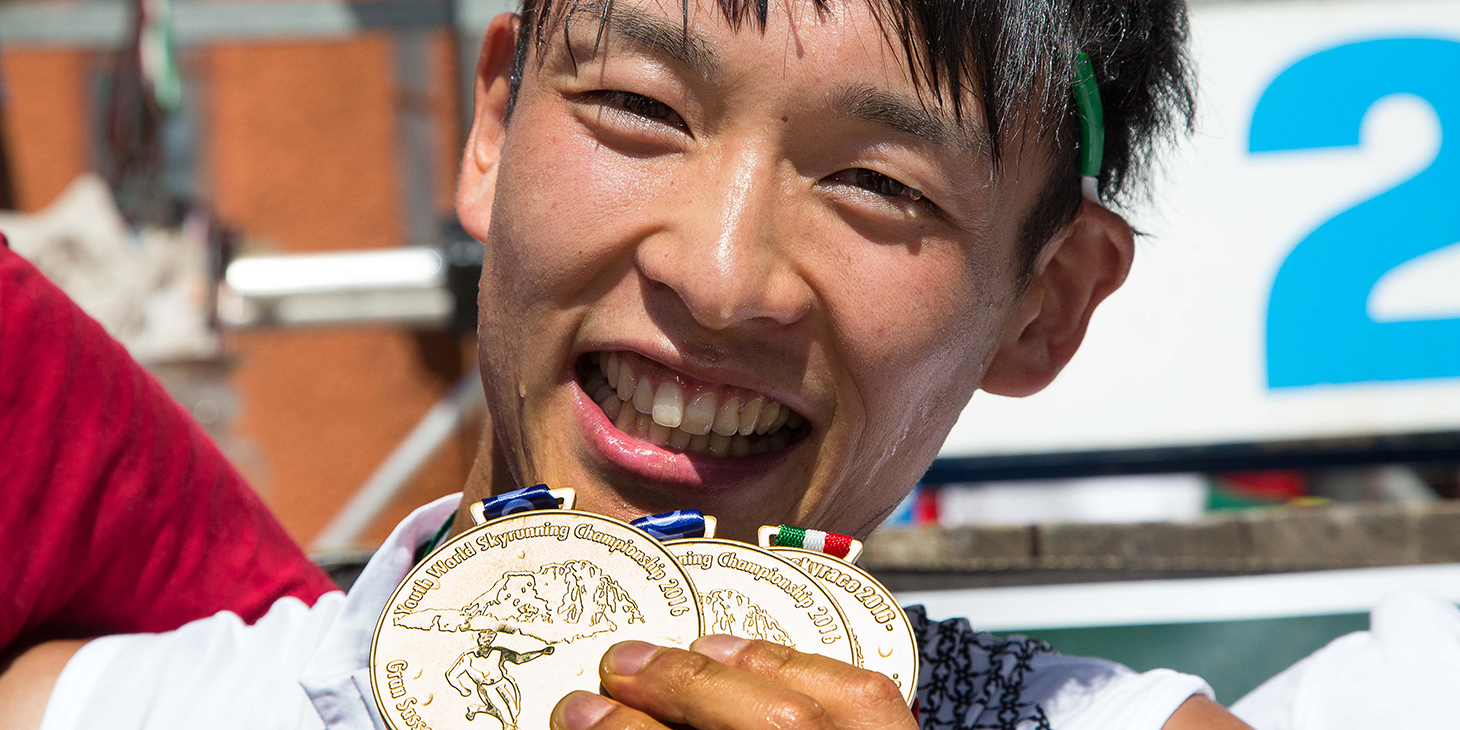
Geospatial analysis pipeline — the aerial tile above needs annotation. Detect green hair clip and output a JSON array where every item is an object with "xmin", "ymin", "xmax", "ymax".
[{"xmin": 1073, "ymin": 51, "xmax": 1104, "ymax": 202}]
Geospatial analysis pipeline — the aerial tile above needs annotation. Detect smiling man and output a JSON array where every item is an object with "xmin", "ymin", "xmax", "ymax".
[
  {"xmin": 461, "ymin": 0, "xmax": 1148, "ymax": 542},
  {"xmin": 0, "ymin": 0, "xmax": 1252, "ymax": 728}
]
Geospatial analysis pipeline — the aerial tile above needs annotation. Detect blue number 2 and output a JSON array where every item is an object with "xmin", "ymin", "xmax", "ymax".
[{"xmin": 1251, "ymin": 38, "xmax": 1460, "ymax": 389}]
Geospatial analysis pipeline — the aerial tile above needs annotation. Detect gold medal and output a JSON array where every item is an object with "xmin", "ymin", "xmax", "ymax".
[
  {"xmin": 665, "ymin": 536, "xmax": 858, "ymax": 666},
  {"xmin": 768, "ymin": 547, "xmax": 918, "ymax": 704},
  {"xmin": 370, "ymin": 493, "xmax": 702, "ymax": 730}
]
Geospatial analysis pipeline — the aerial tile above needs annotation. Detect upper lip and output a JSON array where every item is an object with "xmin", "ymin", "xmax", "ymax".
[{"xmin": 576, "ymin": 342, "xmax": 812, "ymax": 423}]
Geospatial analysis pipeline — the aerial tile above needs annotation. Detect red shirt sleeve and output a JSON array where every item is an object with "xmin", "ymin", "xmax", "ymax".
[{"xmin": 0, "ymin": 239, "xmax": 338, "ymax": 651}]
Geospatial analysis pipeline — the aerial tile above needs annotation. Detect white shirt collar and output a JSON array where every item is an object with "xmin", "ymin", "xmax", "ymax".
[{"xmin": 300, "ymin": 493, "xmax": 462, "ymax": 730}]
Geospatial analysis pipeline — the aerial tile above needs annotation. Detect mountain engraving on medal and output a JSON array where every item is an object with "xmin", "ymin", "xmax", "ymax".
[
  {"xmin": 702, "ymin": 589, "xmax": 791, "ymax": 644},
  {"xmin": 391, "ymin": 558, "xmax": 649, "ymax": 725},
  {"xmin": 668, "ymin": 541, "xmax": 855, "ymax": 663},
  {"xmin": 394, "ymin": 561, "xmax": 645, "ymax": 643}
]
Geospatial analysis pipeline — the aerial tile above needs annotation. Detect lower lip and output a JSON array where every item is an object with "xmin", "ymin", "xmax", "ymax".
[{"xmin": 572, "ymin": 379, "xmax": 790, "ymax": 491}]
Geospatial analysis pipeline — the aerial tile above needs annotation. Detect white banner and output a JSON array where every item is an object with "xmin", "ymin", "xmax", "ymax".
[{"xmin": 941, "ymin": 0, "xmax": 1460, "ymax": 459}]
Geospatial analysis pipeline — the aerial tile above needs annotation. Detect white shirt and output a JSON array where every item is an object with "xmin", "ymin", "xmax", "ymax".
[
  {"xmin": 39, "ymin": 494, "xmax": 1211, "ymax": 730},
  {"xmin": 1231, "ymin": 589, "xmax": 1460, "ymax": 730}
]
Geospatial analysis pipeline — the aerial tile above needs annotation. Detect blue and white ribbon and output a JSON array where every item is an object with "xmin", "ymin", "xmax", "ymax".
[
  {"xmin": 480, "ymin": 484, "xmax": 559, "ymax": 520},
  {"xmin": 631, "ymin": 510, "xmax": 708, "ymax": 541}
]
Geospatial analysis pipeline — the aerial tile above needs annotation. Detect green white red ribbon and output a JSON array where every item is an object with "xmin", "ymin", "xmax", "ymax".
[{"xmin": 773, "ymin": 525, "xmax": 854, "ymax": 559}]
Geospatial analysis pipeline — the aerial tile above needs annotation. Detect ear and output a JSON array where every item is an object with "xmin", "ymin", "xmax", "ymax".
[
  {"xmin": 456, "ymin": 12, "xmax": 522, "ymax": 240},
  {"xmin": 980, "ymin": 199, "xmax": 1135, "ymax": 397}
]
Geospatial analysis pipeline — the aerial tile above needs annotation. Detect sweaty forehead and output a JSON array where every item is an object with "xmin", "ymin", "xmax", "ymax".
[
  {"xmin": 553, "ymin": 0, "xmax": 894, "ymax": 72},
  {"xmin": 540, "ymin": 0, "xmax": 993, "ymax": 156}
]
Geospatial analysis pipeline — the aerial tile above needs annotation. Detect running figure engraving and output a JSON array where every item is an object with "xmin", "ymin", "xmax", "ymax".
[{"xmin": 446, "ymin": 628, "xmax": 556, "ymax": 728}]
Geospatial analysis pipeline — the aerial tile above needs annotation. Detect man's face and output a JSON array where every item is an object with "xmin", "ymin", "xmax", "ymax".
[{"xmin": 460, "ymin": 0, "xmax": 1053, "ymax": 539}]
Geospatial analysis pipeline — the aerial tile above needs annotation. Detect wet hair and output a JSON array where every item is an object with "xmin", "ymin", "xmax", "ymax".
[{"xmin": 507, "ymin": 0, "xmax": 1195, "ymax": 276}]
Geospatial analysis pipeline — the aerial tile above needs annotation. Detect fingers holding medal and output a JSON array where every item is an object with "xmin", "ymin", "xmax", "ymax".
[
  {"xmin": 647, "ymin": 514, "xmax": 916, "ymax": 707},
  {"xmin": 570, "ymin": 517, "xmax": 919, "ymax": 730}
]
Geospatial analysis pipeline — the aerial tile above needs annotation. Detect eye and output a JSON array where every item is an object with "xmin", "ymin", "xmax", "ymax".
[
  {"xmin": 579, "ymin": 90, "xmax": 689, "ymax": 134},
  {"xmin": 831, "ymin": 168, "xmax": 929, "ymax": 206}
]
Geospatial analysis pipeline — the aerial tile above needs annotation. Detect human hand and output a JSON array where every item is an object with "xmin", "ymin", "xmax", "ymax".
[{"xmin": 550, "ymin": 636, "xmax": 916, "ymax": 730}]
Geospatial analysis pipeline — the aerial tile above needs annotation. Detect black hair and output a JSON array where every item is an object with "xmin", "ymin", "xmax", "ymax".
[{"xmin": 507, "ymin": 0, "xmax": 1195, "ymax": 277}]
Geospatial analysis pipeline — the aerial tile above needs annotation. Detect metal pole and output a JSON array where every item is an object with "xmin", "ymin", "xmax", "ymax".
[{"xmin": 311, "ymin": 370, "xmax": 484, "ymax": 550}]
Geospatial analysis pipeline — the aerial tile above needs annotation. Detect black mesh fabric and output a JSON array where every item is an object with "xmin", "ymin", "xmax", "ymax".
[{"xmin": 908, "ymin": 605, "xmax": 1055, "ymax": 730}]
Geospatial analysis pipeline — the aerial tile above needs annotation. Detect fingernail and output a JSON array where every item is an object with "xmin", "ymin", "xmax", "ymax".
[
  {"xmin": 605, "ymin": 640, "xmax": 660, "ymax": 675},
  {"xmin": 690, "ymin": 634, "xmax": 749, "ymax": 663},
  {"xmin": 558, "ymin": 691, "xmax": 613, "ymax": 730}
]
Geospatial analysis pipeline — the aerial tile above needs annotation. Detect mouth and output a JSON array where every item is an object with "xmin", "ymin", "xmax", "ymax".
[{"xmin": 575, "ymin": 351, "xmax": 808, "ymax": 458}]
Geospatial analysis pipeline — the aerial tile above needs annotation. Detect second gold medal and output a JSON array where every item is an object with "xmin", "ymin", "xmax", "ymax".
[
  {"xmin": 664, "ymin": 527, "xmax": 858, "ymax": 665},
  {"xmin": 762, "ymin": 525, "xmax": 918, "ymax": 705}
]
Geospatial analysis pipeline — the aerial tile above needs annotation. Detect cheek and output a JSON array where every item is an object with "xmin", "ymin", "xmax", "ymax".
[
  {"xmin": 818, "ymin": 240, "xmax": 1010, "ymax": 433},
  {"xmin": 482, "ymin": 104, "xmax": 674, "ymax": 314}
]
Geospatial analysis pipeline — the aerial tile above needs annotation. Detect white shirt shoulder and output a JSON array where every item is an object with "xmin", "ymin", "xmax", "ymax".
[
  {"xmin": 40, "ymin": 593, "xmax": 345, "ymax": 730},
  {"xmin": 1230, "ymin": 589, "xmax": 1460, "ymax": 730},
  {"xmin": 39, "ymin": 494, "xmax": 462, "ymax": 730}
]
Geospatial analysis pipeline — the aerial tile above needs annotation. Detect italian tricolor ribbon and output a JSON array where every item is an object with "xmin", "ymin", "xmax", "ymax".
[{"xmin": 771, "ymin": 525, "xmax": 856, "ymax": 560}]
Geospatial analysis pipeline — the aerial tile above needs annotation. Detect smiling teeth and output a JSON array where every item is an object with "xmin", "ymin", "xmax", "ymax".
[
  {"xmin": 652, "ymin": 382, "xmax": 683, "ymax": 428},
  {"xmin": 708, "ymin": 431, "xmax": 731, "ymax": 456},
  {"xmin": 584, "ymin": 352, "xmax": 803, "ymax": 456},
  {"xmin": 613, "ymin": 397, "xmax": 638, "ymax": 432},
  {"xmin": 755, "ymin": 402, "xmax": 782, "ymax": 434},
  {"xmin": 738, "ymin": 397, "xmax": 763, "ymax": 436},
  {"xmin": 680, "ymin": 392, "xmax": 717, "ymax": 435},
  {"xmin": 712, "ymin": 397, "xmax": 741, "ymax": 436},
  {"xmin": 604, "ymin": 353, "xmax": 620, "ymax": 383},
  {"xmin": 614, "ymin": 354, "xmax": 636, "ymax": 401},
  {"xmin": 648, "ymin": 420, "xmax": 672, "ymax": 445},
  {"xmin": 769, "ymin": 405, "xmax": 790, "ymax": 433}
]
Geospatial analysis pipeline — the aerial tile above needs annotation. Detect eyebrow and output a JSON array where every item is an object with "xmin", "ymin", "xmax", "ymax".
[
  {"xmin": 568, "ymin": 1, "xmax": 721, "ymax": 79},
  {"xmin": 833, "ymin": 84, "xmax": 990, "ymax": 158},
  {"xmin": 558, "ymin": 6, "xmax": 988, "ymax": 158}
]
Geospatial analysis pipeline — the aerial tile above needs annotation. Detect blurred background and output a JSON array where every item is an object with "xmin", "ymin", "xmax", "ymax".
[
  {"xmin": 3, "ymin": 0, "xmax": 1460, "ymax": 704},
  {"xmin": 1, "ymin": 0, "xmax": 502, "ymax": 548}
]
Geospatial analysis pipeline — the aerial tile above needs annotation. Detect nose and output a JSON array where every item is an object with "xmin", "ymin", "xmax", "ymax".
[{"xmin": 636, "ymin": 148, "xmax": 813, "ymax": 330}]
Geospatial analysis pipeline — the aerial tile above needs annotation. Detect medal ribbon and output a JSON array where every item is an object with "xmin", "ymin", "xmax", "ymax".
[
  {"xmin": 631, "ymin": 510, "xmax": 708, "ymax": 540},
  {"xmin": 772, "ymin": 525, "xmax": 855, "ymax": 559},
  {"xmin": 479, "ymin": 483, "xmax": 560, "ymax": 519}
]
